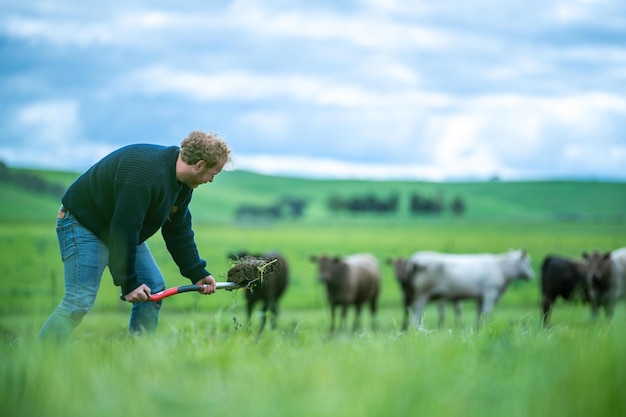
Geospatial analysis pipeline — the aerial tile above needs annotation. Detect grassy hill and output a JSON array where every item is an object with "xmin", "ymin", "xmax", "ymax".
[{"xmin": 2, "ymin": 166, "xmax": 624, "ymax": 224}]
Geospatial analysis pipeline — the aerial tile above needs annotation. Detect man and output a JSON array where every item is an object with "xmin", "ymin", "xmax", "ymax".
[{"xmin": 38, "ymin": 130, "xmax": 231, "ymax": 342}]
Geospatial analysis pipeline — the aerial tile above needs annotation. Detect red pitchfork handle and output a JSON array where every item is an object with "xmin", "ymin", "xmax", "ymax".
[
  {"xmin": 119, "ymin": 282, "xmax": 241, "ymax": 302},
  {"xmin": 147, "ymin": 282, "xmax": 242, "ymax": 301}
]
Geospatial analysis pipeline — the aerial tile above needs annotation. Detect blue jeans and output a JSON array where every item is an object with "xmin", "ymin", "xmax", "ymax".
[{"xmin": 38, "ymin": 210, "xmax": 166, "ymax": 343}]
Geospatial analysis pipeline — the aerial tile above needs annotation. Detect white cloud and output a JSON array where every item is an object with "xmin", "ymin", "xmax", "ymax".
[
  {"xmin": 232, "ymin": 153, "xmax": 448, "ymax": 180},
  {"xmin": 553, "ymin": 0, "xmax": 623, "ymax": 25},
  {"xmin": 121, "ymin": 66, "xmax": 393, "ymax": 107},
  {"xmin": 2, "ymin": 3, "xmax": 447, "ymax": 52},
  {"xmin": 236, "ymin": 111, "xmax": 291, "ymax": 137},
  {"xmin": 1, "ymin": 100, "xmax": 113, "ymax": 170},
  {"xmin": 4, "ymin": 16, "xmax": 114, "ymax": 47},
  {"xmin": 15, "ymin": 100, "xmax": 79, "ymax": 143},
  {"xmin": 228, "ymin": 1, "xmax": 448, "ymax": 50}
]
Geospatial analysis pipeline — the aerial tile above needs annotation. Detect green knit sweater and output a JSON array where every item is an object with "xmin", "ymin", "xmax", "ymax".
[{"xmin": 61, "ymin": 144, "xmax": 210, "ymax": 296}]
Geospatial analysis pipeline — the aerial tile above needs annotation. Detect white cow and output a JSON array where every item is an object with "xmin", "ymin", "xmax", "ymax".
[{"xmin": 406, "ymin": 249, "xmax": 534, "ymax": 329}]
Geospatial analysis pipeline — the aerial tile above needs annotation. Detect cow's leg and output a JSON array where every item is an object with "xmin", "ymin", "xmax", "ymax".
[
  {"xmin": 410, "ymin": 296, "xmax": 429, "ymax": 329},
  {"xmin": 268, "ymin": 297, "xmax": 279, "ymax": 329},
  {"xmin": 475, "ymin": 299, "xmax": 483, "ymax": 329},
  {"xmin": 369, "ymin": 297, "xmax": 378, "ymax": 331},
  {"xmin": 246, "ymin": 300, "xmax": 256, "ymax": 331},
  {"xmin": 329, "ymin": 304, "xmax": 336, "ymax": 333},
  {"xmin": 452, "ymin": 301, "xmax": 462, "ymax": 328},
  {"xmin": 353, "ymin": 303, "xmax": 362, "ymax": 332},
  {"xmin": 437, "ymin": 301, "xmax": 445, "ymax": 328},
  {"xmin": 257, "ymin": 299, "xmax": 269, "ymax": 334},
  {"xmin": 246, "ymin": 300, "xmax": 254, "ymax": 321},
  {"xmin": 541, "ymin": 295, "xmax": 553, "ymax": 327},
  {"xmin": 402, "ymin": 296, "xmax": 410, "ymax": 331},
  {"xmin": 402, "ymin": 308, "xmax": 409, "ymax": 331},
  {"xmin": 588, "ymin": 289, "xmax": 602, "ymax": 321},
  {"xmin": 478, "ymin": 290, "xmax": 498, "ymax": 329},
  {"xmin": 340, "ymin": 304, "xmax": 349, "ymax": 331}
]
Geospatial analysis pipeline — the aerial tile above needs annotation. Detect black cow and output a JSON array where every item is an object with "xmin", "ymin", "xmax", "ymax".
[
  {"xmin": 228, "ymin": 251, "xmax": 289, "ymax": 333},
  {"xmin": 540, "ymin": 255, "xmax": 589, "ymax": 326}
]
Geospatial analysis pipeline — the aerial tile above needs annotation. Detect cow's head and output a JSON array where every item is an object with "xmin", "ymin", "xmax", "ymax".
[
  {"xmin": 310, "ymin": 255, "xmax": 344, "ymax": 283},
  {"xmin": 386, "ymin": 257, "xmax": 408, "ymax": 283},
  {"xmin": 582, "ymin": 250, "xmax": 612, "ymax": 291},
  {"xmin": 513, "ymin": 249, "xmax": 534, "ymax": 281}
]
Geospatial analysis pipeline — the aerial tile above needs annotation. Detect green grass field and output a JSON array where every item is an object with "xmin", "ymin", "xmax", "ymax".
[{"xmin": 1, "ymin": 168, "xmax": 625, "ymax": 417}]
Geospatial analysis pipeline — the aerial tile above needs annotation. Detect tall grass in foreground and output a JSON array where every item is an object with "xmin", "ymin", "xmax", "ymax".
[{"xmin": 2, "ymin": 307, "xmax": 625, "ymax": 417}]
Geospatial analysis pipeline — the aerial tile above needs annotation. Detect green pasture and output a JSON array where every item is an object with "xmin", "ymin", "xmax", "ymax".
[
  {"xmin": 1, "ymin": 168, "xmax": 625, "ymax": 417},
  {"xmin": 1, "ymin": 220, "xmax": 624, "ymax": 316}
]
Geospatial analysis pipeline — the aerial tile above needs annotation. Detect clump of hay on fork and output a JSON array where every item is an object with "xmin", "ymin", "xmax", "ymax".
[{"xmin": 227, "ymin": 255, "xmax": 280, "ymax": 290}]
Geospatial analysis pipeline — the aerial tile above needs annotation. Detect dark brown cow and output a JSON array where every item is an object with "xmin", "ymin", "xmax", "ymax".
[
  {"xmin": 540, "ymin": 255, "xmax": 589, "ymax": 326},
  {"xmin": 386, "ymin": 257, "xmax": 461, "ymax": 330},
  {"xmin": 583, "ymin": 249, "xmax": 625, "ymax": 320},
  {"xmin": 310, "ymin": 253, "xmax": 380, "ymax": 333},
  {"xmin": 228, "ymin": 251, "xmax": 289, "ymax": 332}
]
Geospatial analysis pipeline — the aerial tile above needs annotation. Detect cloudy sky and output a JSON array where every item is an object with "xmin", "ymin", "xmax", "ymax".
[{"xmin": 1, "ymin": 0, "xmax": 625, "ymax": 180}]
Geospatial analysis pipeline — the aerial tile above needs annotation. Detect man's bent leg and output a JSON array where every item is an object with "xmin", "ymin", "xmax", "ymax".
[{"xmin": 129, "ymin": 243, "xmax": 165, "ymax": 334}]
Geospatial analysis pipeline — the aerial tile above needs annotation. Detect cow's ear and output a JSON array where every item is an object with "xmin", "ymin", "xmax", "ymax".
[
  {"xmin": 582, "ymin": 251, "xmax": 589, "ymax": 259},
  {"xmin": 333, "ymin": 256, "xmax": 342, "ymax": 263},
  {"xmin": 603, "ymin": 252, "xmax": 612, "ymax": 261}
]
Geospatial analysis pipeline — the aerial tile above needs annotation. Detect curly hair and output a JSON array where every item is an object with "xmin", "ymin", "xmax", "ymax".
[{"xmin": 180, "ymin": 131, "xmax": 231, "ymax": 167}]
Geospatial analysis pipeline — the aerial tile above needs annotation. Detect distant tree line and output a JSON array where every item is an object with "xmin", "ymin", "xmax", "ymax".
[
  {"xmin": 0, "ymin": 161, "xmax": 65, "ymax": 198},
  {"xmin": 234, "ymin": 190, "xmax": 466, "ymax": 222},
  {"xmin": 328, "ymin": 193, "xmax": 399, "ymax": 214},
  {"xmin": 235, "ymin": 196, "xmax": 308, "ymax": 222},
  {"xmin": 329, "ymin": 191, "xmax": 466, "ymax": 216}
]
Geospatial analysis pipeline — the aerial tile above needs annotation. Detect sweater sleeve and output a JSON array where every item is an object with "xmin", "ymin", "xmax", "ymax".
[
  {"xmin": 161, "ymin": 192, "xmax": 210, "ymax": 283},
  {"xmin": 109, "ymin": 184, "xmax": 151, "ymax": 296}
]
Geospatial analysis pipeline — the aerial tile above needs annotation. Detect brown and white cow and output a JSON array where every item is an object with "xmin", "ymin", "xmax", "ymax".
[
  {"xmin": 406, "ymin": 249, "xmax": 533, "ymax": 329},
  {"xmin": 387, "ymin": 257, "xmax": 462, "ymax": 330},
  {"xmin": 310, "ymin": 253, "xmax": 380, "ymax": 332},
  {"xmin": 582, "ymin": 247, "xmax": 626, "ymax": 320}
]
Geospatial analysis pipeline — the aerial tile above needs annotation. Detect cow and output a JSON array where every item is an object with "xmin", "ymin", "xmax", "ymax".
[
  {"xmin": 228, "ymin": 250, "xmax": 289, "ymax": 333},
  {"xmin": 386, "ymin": 257, "xmax": 462, "ymax": 330},
  {"xmin": 310, "ymin": 253, "xmax": 381, "ymax": 333},
  {"xmin": 540, "ymin": 255, "xmax": 589, "ymax": 326},
  {"xmin": 582, "ymin": 247, "xmax": 626, "ymax": 320},
  {"xmin": 406, "ymin": 249, "xmax": 533, "ymax": 329}
]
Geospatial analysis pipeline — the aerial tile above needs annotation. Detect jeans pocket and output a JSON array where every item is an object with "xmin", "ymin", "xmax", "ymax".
[{"xmin": 56, "ymin": 218, "xmax": 77, "ymax": 261}]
